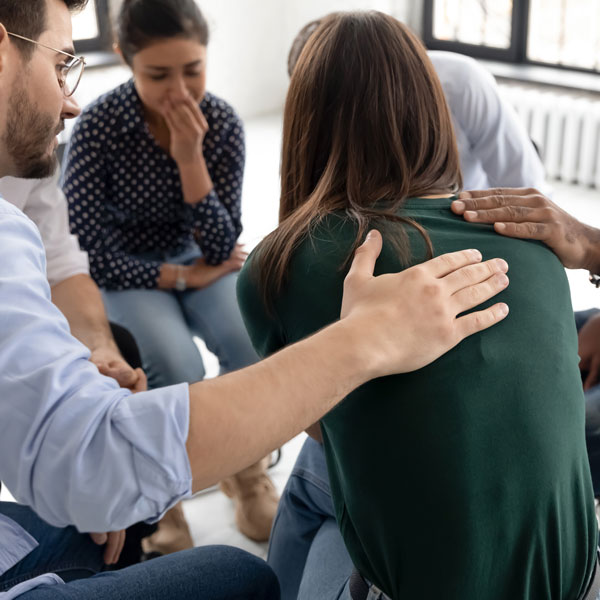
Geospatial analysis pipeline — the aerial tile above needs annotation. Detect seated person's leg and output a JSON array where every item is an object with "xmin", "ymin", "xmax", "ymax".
[
  {"xmin": 16, "ymin": 546, "xmax": 280, "ymax": 600},
  {"xmin": 179, "ymin": 272, "xmax": 259, "ymax": 373},
  {"xmin": 109, "ymin": 322, "xmax": 143, "ymax": 371},
  {"xmin": 0, "ymin": 502, "xmax": 104, "ymax": 592},
  {"xmin": 102, "ymin": 288, "xmax": 206, "ymax": 389},
  {"xmin": 297, "ymin": 518, "xmax": 354, "ymax": 600},
  {"xmin": 575, "ymin": 309, "xmax": 600, "ymax": 495},
  {"xmin": 586, "ymin": 384, "xmax": 600, "ymax": 497},
  {"xmin": 269, "ymin": 437, "xmax": 353, "ymax": 600}
]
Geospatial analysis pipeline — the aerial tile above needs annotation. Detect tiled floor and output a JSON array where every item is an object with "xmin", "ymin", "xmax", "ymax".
[{"xmin": 1, "ymin": 111, "xmax": 599, "ymax": 562}]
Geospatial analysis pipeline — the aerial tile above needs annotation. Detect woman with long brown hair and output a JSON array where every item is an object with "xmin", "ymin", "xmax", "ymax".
[{"xmin": 237, "ymin": 11, "xmax": 597, "ymax": 600}]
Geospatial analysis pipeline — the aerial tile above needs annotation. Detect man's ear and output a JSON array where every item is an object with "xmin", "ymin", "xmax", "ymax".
[{"xmin": 0, "ymin": 24, "xmax": 10, "ymax": 74}]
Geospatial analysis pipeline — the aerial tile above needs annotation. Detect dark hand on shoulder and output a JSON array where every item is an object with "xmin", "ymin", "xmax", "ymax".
[{"xmin": 451, "ymin": 188, "xmax": 600, "ymax": 273}]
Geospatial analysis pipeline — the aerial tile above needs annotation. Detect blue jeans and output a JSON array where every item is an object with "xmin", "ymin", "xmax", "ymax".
[
  {"xmin": 0, "ymin": 503, "xmax": 279, "ymax": 599},
  {"xmin": 576, "ymin": 309, "xmax": 600, "ymax": 497},
  {"xmin": 267, "ymin": 438, "xmax": 352, "ymax": 600},
  {"xmin": 102, "ymin": 246, "xmax": 258, "ymax": 389}
]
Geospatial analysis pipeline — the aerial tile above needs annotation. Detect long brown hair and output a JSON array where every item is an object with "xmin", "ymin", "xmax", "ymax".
[{"xmin": 255, "ymin": 11, "xmax": 462, "ymax": 309}]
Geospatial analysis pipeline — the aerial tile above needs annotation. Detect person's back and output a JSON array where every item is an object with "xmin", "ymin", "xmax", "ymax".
[{"xmin": 239, "ymin": 198, "xmax": 597, "ymax": 598}]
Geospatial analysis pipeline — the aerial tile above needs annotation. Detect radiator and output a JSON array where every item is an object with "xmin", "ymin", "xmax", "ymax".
[{"xmin": 498, "ymin": 83, "xmax": 600, "ymax": 188}]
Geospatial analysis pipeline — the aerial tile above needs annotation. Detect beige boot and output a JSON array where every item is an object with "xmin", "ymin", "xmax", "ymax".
[
  {"xmin": 141, "ymin": 502, "xmax": 194, "ymax": 555},
  {"xmin": 220, "ymin": 456, "xmax": 280, "ymax": 542}
]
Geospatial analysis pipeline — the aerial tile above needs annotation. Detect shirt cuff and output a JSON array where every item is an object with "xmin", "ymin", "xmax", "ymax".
[{"xmin": 112, "ymin": 383, "xmax": 193, "ymax": 519}]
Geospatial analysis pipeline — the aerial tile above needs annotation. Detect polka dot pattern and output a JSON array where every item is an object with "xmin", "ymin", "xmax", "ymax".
[{"xmin": 63, "ymin": 79, "xmax": 245, "ymax": 290}]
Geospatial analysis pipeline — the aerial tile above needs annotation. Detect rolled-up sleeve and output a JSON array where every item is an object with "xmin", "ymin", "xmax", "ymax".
[{"xmin": 0, "ymin": 202, "xmax": 192, "ymax": 533}]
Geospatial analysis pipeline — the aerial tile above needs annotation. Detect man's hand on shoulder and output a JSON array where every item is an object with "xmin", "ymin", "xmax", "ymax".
[
  {"xmin": 451, "ymin": 188, "xmax": 600, "ymax": 273},
  {"xmin": 340, "ymin": 230, "xmax": 510, "ymax": 379},
  {"xmin": 90, "ymin": 345, "xmax": 147, "ymax": 393}
]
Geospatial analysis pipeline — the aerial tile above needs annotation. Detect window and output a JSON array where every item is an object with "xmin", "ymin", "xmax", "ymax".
[
  {"xmin": 72, "ymin": 0, "xmax": 112, "ymax": 53},
  {"xmin": 423, "ymin": 0, "xmax": 600, "ymax": 73}
]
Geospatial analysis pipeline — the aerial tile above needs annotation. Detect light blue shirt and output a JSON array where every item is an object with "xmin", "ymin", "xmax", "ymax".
[{"xmin": 0, "ymin": 197, "xmax": 192, "ymax": 598}]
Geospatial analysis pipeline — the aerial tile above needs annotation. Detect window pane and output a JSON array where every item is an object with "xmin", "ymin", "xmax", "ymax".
[
  {"xmin": 528, "ymin": 0, "xmax": 600, "ymax": 71},
  {"xmin": 72, "ymin": 0, "xmax": 99, "ymax": 42},
  {"xmin": 432, "ymin": 0, "xmax": 513, "ymax": 49}
]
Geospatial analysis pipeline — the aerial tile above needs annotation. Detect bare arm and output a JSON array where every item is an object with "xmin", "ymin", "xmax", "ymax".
[
  {"xmin": 186, "ymin": 231, "xmax": 510, "ymax": 491},
  {"xmin": 51, "ymin": 274, "xmax": 145, "ymax": 392},
  {"xmin": 452, "ymin": 188, "xmax": 600, "ymax": 273}
]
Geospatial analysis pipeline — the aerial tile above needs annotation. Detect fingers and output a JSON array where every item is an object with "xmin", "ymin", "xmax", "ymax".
[
  {"xmin": 457, "ymin": 187, "xmax": 540, "ymax": 202},
  {"xmin": 420, "ymin": 248, "xmax": 482, "ymax": 278},
  {"xmin": 103, "ymin": 530, "xmax": 126, "ymax": 565},
  {"xmin": 452, "ymin": 271, "xmax": 510, "ymax": 314},
  {"xmin": 455, "ymin": 302, "xmax": 510, "ymax": 339},
  {"xmin": 100, "ymin": 362, "xmax": 138, "ymax": 389},
  {"xmin": 493, "ymin": 221, "xmax": 550, "ymax": 241},
  {"xmin": 184, "ymin": 94, "xmax": 209, "ymax": 133},
  {"xmin": 444, "ymin": 258, "xmax": 508, "ymax": 292},
  {"xmin": 452, "ymin": 189, "xmax": 542, "ymax": 216},
  {"xmin": 90, "ymin": 532, "xmax": 107, "ymax": 546},
  {"xmin": 344, "ymin": 230, "xmax": 383, "ymax": 287},
  {"xmin": 131, "ymin": 368, "xmax": 148, "ymax": 393}
]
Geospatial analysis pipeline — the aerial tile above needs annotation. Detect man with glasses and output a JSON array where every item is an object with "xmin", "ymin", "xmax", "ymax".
[{"xmin": 0, "ymin": 0, "xmax": 510, "ymax": 598}]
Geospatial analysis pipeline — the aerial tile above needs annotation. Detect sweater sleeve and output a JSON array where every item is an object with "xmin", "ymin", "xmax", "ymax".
[
  {"xmin": 236, "ymin": 251, "xmax": 287, "ymax": 359},
  {"xmin": 63, "ymin": 111, "xmax": 162, "ymax": 290}
]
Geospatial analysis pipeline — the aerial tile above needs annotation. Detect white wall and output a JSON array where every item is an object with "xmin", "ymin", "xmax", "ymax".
[{"xmin": 107, "ymin": 0, "xmax": 421, "ymax": 120}]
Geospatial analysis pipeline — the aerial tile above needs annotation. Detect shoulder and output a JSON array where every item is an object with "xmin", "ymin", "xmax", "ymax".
[
  {"xmin": 0, "ymin": 197, "xmax": 45, "ymax": 266},
  {"xmin": 0, "ymin": 195, "xmax": 29, "ymax": 219},
  {"xmin": 429, "ymin": 51, "xmax": 497, "ymax": 103},
  {"xmin": 73, "ymin": 79, "xmax": 141, "ymax": 141},
  {"xmin": 201, "ymin": 92, "xmax": 244, "ymax": 135},
  {"xmin": 0, "ymin": 176, "xmax": 41, "ymax": 211}
]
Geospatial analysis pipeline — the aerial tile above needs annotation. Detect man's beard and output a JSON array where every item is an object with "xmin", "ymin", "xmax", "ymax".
[{"xmin": 3, "ymin": 85, "xmax": 62, "ymax": 179}]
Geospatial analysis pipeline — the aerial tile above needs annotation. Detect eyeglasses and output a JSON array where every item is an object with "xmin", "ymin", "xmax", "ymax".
[{"xmin": 7, "ymin": 32, "xmax": 86, "ymax": 97}]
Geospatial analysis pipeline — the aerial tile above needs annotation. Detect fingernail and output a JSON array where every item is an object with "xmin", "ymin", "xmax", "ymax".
[
  {"xmin": 499, "ymin": 303, "xmax": 509, "ymax": 316},
  {"xmin": 495, "ymin": 222, "xmax": 506, "ymax": 232},
  {"xmin": 452, "ymin": 200, "xmax": 465, "ymax": 211},
  {"xmin": 470, "ymin": 249, "xmax": 482, "ymax": 260},
  {"xmin": 496, "ymin": 259, "xmax": 509, "ymax": 272},
  {"xmin": 465, "ymin": 211, "xmax": 477, "ymax": 220},
  {"xmin": 496, "ymin": 273, "xmax": 509, "ymax": 286}
]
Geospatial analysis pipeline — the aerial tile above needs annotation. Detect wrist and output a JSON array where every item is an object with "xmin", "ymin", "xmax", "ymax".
[
  {"xmin": 319, "ymin": 319, "xmax": 380, "ymax": 390},
  {"xmin": 582, "ymin": 225, "xmax": 600, "ymax": 275}
]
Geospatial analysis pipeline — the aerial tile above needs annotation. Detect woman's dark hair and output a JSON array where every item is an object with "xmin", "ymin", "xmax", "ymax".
[
  {"xmin": 0, "ymin": 0, "xmax": 88, "ymax": 59},
  {"xmin": 116, "ymin": 0, "xmax": 209, "ymax": 65},
  {"xmin": 255, "ymin": 11, "xmax": 462, "ymax": 310}
]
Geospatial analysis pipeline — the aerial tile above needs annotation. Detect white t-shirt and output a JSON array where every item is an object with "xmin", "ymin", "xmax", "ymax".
[{"xmin": 0, "ymin": 171, "xmax": 89, "ymax": 287}]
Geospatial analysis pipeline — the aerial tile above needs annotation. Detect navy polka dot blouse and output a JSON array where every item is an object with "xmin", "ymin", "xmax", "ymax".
[{"xmin": 63, "ymin": 79, "xmax": 244, "ymax": 290}]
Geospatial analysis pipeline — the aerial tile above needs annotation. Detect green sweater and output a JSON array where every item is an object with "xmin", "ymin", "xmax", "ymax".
[{"xmin": 237, "ymin": 198, "xmax": 597, "ymax": 599}]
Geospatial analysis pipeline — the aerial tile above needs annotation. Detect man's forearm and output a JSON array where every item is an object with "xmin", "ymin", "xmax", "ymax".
[
  {"xmin": 187, "ymin": 320, "xmax": 367, "ymax": 492},
  {"xmin": 51, "ymin": 274, "xmax": 117, "ymax": 352}
]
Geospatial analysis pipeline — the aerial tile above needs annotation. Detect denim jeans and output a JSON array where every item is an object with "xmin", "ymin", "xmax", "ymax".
[
  {"xmin": 0, "ymin": 503, "xmax": 279, "ymax": 599},
  {"xmin": 267, "ymin": 437, "xmax": 352, "ymax": 600},
  {"xmin": 102, "ymin": 245, "xmax": 259, "ymax": 389}
]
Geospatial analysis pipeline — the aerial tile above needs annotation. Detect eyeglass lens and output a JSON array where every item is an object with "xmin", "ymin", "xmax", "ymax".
[{"xmin": 64, "ymin": 60, "xmax": 84, "ymax": 96}]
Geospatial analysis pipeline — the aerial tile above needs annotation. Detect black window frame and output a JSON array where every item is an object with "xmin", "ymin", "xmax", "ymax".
[
  {"xmin": 423, "ymin": 0, "xmax": 599, "ymax": 75},
  {"xmin": 72, "ymin": 0, "xmax": 112, "ymax": 54}
]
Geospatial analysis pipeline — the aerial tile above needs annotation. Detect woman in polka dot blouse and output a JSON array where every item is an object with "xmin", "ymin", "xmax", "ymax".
[{"xmin": 63, "ymin": 0, "xmax": 279, "ymax": 548}]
